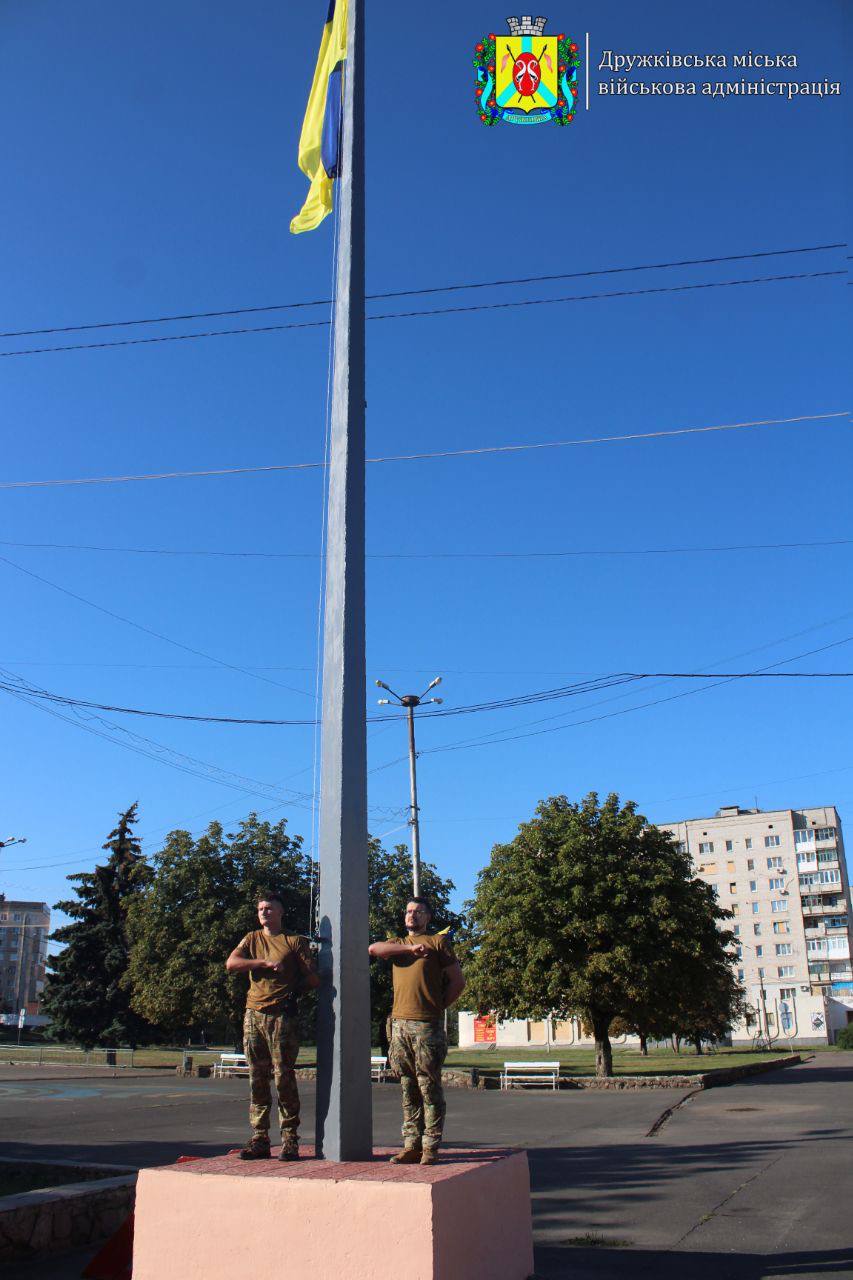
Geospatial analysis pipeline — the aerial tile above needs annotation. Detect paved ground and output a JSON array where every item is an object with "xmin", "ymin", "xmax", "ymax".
[{"xmin": 2, "ymin": 1053, "xmax": 851, "ymax": 1279}]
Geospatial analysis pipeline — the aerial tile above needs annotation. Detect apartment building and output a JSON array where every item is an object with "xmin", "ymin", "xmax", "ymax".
[
  {"xmin": 0, "ymin": 897, "xmax": 50, "ymax": 1017},
  {"xmin": 458, "ymin": 803, "xmax": 852, "ymax": 1050},
  {"xmin": 660, "ymin": 805, "xmax": 853, "ymax": 1045}
]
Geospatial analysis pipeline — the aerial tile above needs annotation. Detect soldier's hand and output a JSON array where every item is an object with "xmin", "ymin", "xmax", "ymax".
[{"xmin": 409, "ymin": 944, "xmax": 430, "ymax": 959}]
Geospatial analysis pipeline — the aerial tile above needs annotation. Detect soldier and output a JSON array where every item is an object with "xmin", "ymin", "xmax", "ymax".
[
  {"xmin": 368, "ymin": 896, "xmax": 466, "ymax": 1165},
  {"xmin": 226, "ymin": 892, "xmax": 319, "ymax": 1161}
]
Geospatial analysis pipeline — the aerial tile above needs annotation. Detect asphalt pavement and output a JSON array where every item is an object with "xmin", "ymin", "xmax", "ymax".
[{"xmin": 2, "ymin": 1053, "xmax": 851, "ymax": 1279}]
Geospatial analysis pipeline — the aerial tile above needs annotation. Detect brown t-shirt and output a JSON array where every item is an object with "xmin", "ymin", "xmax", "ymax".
[
  {"xmin": 234, "ymin": 931, "xmax": 314, "ymax": 1014},
  {"xmin": 390, "ymin": 933, "xmax": 456, "ymax": 1021}
]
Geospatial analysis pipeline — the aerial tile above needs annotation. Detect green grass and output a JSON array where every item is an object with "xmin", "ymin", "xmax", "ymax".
[
  {"xmin": 443, "ymin": 1046, "xmax": 797, "ymax": 1077},
  {"xmin": 0, "ymin": 1043, "xmax": 801, "ymax": 1076}
]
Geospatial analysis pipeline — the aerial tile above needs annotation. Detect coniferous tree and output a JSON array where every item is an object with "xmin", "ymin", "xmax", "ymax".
[{"xmin": 43, "ymin": 804, "xmax": 156, "ymax": 1048}]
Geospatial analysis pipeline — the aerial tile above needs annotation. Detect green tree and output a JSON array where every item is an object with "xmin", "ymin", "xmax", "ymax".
[
  {"xmin": 367, "ymin": 838, "xmax": 464, "ymax": 1049},
  {"xmin": 465, "ymin": 791, "xmax": 740, "ymax": 1077},
  {"xmin": 43, "ymin": 804, "xmax": 157, "ymax": 1048},
  {"xmin": 125, "ymin": 814, "xmax": 312, "ymax": 1044}
]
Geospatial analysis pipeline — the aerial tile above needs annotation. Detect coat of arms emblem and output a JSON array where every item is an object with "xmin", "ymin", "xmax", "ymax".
[{"xmin": 474, "ymin": 16, "xmax": 580, "ymax": 126}]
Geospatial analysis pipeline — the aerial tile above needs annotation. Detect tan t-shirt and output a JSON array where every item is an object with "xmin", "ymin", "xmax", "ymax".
[
  {"xmin": 234, "ymin": 930, "xmax": 314, "ymax": 1014},
  {"xmin": 391, "ymin": 933, "xmax": 456, "ymax": 1021}
]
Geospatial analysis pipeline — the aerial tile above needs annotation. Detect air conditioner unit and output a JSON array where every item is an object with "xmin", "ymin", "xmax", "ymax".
[{"xmin": 800, "ymin": 985, "xmax": 810, "ymax": 992}]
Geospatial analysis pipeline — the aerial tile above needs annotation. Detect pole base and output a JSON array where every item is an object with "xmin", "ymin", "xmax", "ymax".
[{"xmin": 132, "ymin": 1146, "xmax": 534, "ymax": 1280}]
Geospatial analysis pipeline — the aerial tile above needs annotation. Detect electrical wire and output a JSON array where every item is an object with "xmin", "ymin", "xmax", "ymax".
[
  {"xmin": 0, "ymin": 412, "xmax": 846, "ymax": 491},
  {"xmin": 2, "ymin": 666, "xmax": 851, "ymax": 728},
  {"xmin": 0, "ymin": 243, "xmax": 843, "ymax": 340},
  {"xmin": 0, "ymin": 269, "xmax": 844, "ymax": 359},
  {"xmin": 1, "ymin": 535, "xmax": 851, "ymax": 561},
  {"xmin": 0, "ymin": 552, "xmax": 314, "ymax": 700}
]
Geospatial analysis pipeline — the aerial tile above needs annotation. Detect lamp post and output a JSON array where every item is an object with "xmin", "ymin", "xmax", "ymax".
[{"xmin": 375, "ymin": 677, "xmax": 443, "ymax": 897}]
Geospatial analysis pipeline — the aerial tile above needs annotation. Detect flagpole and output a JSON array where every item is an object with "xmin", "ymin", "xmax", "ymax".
[{"xmin": 315, "ymin": 0, "xmax": 372, "ymax": 1163}]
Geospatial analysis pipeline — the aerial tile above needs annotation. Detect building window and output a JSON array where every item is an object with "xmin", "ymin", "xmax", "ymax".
[
  {"xmin": 725, "ymin": 841, "xmax": 733, "ymax": 852},
  {"xmin": 769, "ymin": 878, "xmax": 784, "ymax": 891},
  {"xmin": 765, "ymin": 835, "xmax": 781, "ymax": 847},
  {"xmin": 817, "ymin": 850, "xmax": 838, "ymax": 864},
  {"xmin": 777, "ymin": 966, "xmax": 795, "ymax": 978},
  {"xmin": 731, "ymin": 904, "xmax": 739, "ymax": 916},
  {"xmin": 733, "ymin": 924, "xmax": 741, "ymax": 936},
  {"xmin": 727, "ymin": 861, "xmax": 736, "ymax": 873},
  {"xmin": 771, "ymin": 899, "xmax": 788, "ymax": 913},
  {"xmin": 675, "ymin": 842, "xmax": 687, "ymax": 854},
  {"xmin": 735, "ymin": 946, "xmax": 743, "ymax": 960},
  {"xmin": 749, "ymin": 880, "xmax": 757, "ymax": 892},
  {"xmin": 709, "ymin": 884, "xmax": 719, "ymax": 899},
  {"xmin": 737, "ymin": 968, "xmax": 745, "ymax": 982},
  {"xmin": 780, "ymin": 987, "xmax": 796, "ymax": 1000},
  {"xmin": 797, "ymin": 852, "xmax": 815, "ymax": 867},
  {"xmin": 825, "ymin": 917, "xmax": 848, "ymax": 930},
  {"xmin": 815, "ymin": 827, "xmax": 836, "ymax": 841},
  {"xmin": 775, "ymin": 943, "xmax": 792, "ymax": 956},
  {"xmin": 752, "ymin": 903, "xmax": 760, "ymax": 915},
  {"xmin": 699, "ymin": 842, "xmax": 714, "ymax": 855},
  {"xmin": 757, "ymin": 967, "xmax": 765, "ymax": 979},
  {"xmin": 729, "ymin": 882, "xmax": 737, "ymax": 894},
  {"xmin": 794, "ymin": 830, "xmax": 814, "ymax": 845},
  {"xmin": 767, "ymin": 856, "xmax": 783, "ymax": 869},
  {"xmin": 828, "ymin": 937, "xmax": 848, "ymax": 954},
  {"xmin": 753, "ymin": 923, "xmax": 762, "ymax": 936},
  {"xmin": 755, "ymin": 945, "xmax": 764, "ymax": 957},
  {"xmin": 745, "ymin": 839, "xmax": 753, "ymax": 850}
]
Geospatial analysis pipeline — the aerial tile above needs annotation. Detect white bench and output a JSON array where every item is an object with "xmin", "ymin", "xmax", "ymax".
[
  {"xmin": 371, "ymin": 1055, "xmax": 389, "ymax": 1082},
  {"xmin": 213, "ymin": 1052, "xmax": 250, "ymax": 1078},
  {"xmin": 500, "ymin": 1061, "xmax": 560, "ymax": 1091}
]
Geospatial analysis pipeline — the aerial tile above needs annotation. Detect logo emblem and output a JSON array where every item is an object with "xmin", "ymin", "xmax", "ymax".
[{"xmin": 474, "ymin": 17, "xmax": 580, "ymax": 126}]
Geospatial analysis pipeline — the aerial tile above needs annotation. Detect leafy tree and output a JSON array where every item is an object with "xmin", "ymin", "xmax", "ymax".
[
  {"xmin": 368, "ymin": 838, "xmax": 464, "ymax": 1050},
  {"xmin": 464, "ymin": 792, "xmax": 741, "ymax": 1077},
  {"xmin": 125, "ymin": 814, "xmax": 312, "ymax": 1044},
  {"xmin": 43, "ymin": 805, "xmax": 157, "ymax": 1048}
]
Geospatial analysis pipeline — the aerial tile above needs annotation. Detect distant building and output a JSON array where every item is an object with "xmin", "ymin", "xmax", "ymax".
[
  {"xmin": 659, "ymin": 805, "xmax": 853, "ymax": 1045},
  {"xmin": 458, "ymin": 804, "xmax": 853, "ymax": 1051},
  {"xmin": 0, "ymin": 897, "xmax": 50, "ymax": 1017}
]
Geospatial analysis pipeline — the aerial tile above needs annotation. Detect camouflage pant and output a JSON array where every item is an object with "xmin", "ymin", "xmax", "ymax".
[
  {"xmin": 388, "ymin": 1018, "xmax": 447, "ymax": 1151},
  {"xmin": 243, "ymin": 1008, "xmax": 300, "ymax": 1141}
]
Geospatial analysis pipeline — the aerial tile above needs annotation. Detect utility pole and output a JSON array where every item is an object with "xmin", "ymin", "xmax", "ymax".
[
  {"xmin": 314, "ymin": 0, "xmax": 372, "ymax": 1163},
  {"xmin": 376, "ymin": 677, "xmax": 443, "ymax": 896}
]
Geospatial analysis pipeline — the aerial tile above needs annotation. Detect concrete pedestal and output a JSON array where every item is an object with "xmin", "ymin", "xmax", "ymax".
[{"xmin": 132, "ymin": 1146, "xmax": 534, "ymax": 1280}]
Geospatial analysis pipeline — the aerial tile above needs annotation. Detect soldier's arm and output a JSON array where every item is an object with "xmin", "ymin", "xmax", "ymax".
[
  {"xmin": 369, "ymin": 941, "xmax": 429, "ymax": 960},
  {"xmin": 225, "ymin": 939, "xmax": 275, "ymax": 975},
  {"xmin": 443, "ymin": 962, "xmax": 466, "ymax": 1009},
  {"xmin": 292, "ymin": 939, "xmax": 321, "ymax": 990}
]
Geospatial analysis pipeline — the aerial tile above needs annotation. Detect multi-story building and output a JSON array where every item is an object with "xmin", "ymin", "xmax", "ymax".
[
  {"xmin": 457, "ymin": 803, "xmax": 853, "ymax": 1050},
  {"xmin": 0, "ymin": 897, "xmax": 50, "ymax": 1017},
  {"xmin": 660, "ymin": 805, "xmax": 853, "ymax": 1045}
]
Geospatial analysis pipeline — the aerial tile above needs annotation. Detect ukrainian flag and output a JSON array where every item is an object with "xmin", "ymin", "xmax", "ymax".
[{"xmin": 290, "ymin": 0, "xmax": 348, "ymax": 235}]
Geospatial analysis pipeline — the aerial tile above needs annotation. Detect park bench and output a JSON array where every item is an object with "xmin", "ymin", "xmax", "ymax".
[
  {"xmin": 500, "ymin": 1061, "xmax": 560, "ymax": 1091},
  {"xmin": 213, "ymin": 1052, "xmax": 250, "ymax": 1078},
  {"xmin": 371, "ymin": 1055, "xmax": 389, "ymax": 1082}
]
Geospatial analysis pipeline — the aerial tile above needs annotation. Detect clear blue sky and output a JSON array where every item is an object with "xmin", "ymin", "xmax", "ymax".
[{"xmin": 0, "ymin": 0, "xmax": 848, "ymax": 933}]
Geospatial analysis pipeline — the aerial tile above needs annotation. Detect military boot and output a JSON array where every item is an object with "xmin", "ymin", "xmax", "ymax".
[
  {"xmin": 389, "ymin": 1147, "xmax": 422, "ymax": 1164},
  {"xmin": 238, "ymin": 1134, "xmax": 271, "ymax": 1160}
]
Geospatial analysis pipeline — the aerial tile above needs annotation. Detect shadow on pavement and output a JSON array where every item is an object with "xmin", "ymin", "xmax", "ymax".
[{"xmin": 534, "ymin": 1244, "xmax": 853, "ymax": 1280}]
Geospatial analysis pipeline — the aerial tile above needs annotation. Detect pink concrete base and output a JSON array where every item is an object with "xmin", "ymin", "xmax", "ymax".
[{"xmin": 132, "ymin": 1146, "xmax": 533, "ymax": 1280}]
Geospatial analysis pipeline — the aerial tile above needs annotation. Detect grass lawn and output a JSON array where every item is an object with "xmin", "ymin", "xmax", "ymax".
[
  {"xmin": 1, "ymin": 1043, "xmax": 804, "ymax": 1075},
  {"xmin": 444, "ymin": 1046, "xmax": 798, "ymax": 1077}
]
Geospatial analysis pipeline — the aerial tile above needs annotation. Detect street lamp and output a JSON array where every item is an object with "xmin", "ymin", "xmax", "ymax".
[
  {"xmin": 0, "ymin": 836, "xmax": 27, "ymax": 849},
  {"xmin": 375, "ymin": 677, "xmax": 443, "ymax": 897}
]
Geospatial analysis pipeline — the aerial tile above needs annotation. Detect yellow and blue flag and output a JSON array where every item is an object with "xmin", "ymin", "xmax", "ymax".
[{"xmin": 290, "ymin": 0, "xmax": 348, "ymax": 235}]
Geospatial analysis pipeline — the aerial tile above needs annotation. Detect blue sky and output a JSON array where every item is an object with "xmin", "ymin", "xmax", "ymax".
[{"xmin": 0, "ymin": 0, "xmax": 848, "ymax": 933}]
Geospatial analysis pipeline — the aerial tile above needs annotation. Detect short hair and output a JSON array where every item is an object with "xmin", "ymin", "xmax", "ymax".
[
  {"xmin": 257, "ymin": 891, "xmax": 284, "ymax": 909},
  {"xmin": 407, "ymin": 896, "xmax": 433, "ymax": 916}
]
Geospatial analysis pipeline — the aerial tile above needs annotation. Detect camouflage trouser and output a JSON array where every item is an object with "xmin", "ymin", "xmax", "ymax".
[
  {"xmin": 243, "ymin": 1008, "xmax": 300, "ymax": 1142},
  {"xmin": 388, "ymin": 1018, "xmax": 447, "ymax": 1152}
]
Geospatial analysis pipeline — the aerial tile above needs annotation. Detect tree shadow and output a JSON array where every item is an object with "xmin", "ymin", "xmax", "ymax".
[{"xmin": 534, "ymin": 1244, "xmax": 853, "ymax": 1280}]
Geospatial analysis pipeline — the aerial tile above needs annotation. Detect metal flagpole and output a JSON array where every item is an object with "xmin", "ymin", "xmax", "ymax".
[{"xmin": 314, "ymin": 0, "xmax": 373, "ymax": 1162}]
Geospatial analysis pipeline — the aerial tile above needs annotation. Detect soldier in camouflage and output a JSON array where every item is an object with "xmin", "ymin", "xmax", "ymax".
[
  {"xmin": 369, "ymin": 897, "xmax": 466, "ymax": 1165},
  {"xmin": 226, "ymin": 892, "xmax": 319, "ymax": 1161}
]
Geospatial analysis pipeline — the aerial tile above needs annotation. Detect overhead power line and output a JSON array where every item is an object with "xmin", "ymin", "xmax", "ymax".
[
  {"xmin": 1, "ymin": 535, "xmax": 851, "ymax": 561},
  {"xmin": 0, "ymin": 412, "xmax": 846, "ymax": 491},
  {"xmin": 0, "ymin": 269, "xmax": 844, "ymax": 359},
  {"xmin": 0, "ymin": 243, "xmax": 843, "ymax": 340},
  {"xmin": 1, "ymin": 668, "xmax": 851, "ymax": 728}
]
